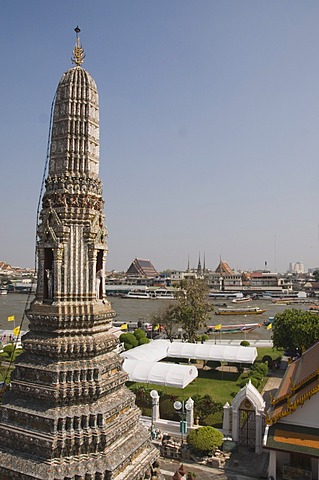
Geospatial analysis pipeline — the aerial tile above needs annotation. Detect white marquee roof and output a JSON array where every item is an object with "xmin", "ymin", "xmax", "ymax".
[
  {"xmin": 120, "ymin": 339, "xmax": 257, "ymax": 364},
  {"xmin": 120, "ymin": 339, "xmax": 171, "ymax": 362},
  {"xmin": 123, "ymin": 359, "xmax": 198, "ymax": 388},
  {"xmin": 167, "ymin": 342, "xmax": 257, "ymax": 364}
]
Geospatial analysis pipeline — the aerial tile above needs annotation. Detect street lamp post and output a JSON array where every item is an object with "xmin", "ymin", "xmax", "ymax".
[{"xmin": 173, "ymin": 399, "xmax": 193, "ymax": 447}]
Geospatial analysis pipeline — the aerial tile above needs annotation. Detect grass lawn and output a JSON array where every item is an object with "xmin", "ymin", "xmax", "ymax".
[
  {"xmin": 129, "ymin": 367, "xmax": 241, "ymax": 405},
  {"xmin": 256, "ymin": 346, "xmax": 284, "ymax": 361},
  {"xmin": 128, "ymin": 347, "xmax": 284, "ymax": 405},
  {"xmin": 168, "ymin": 367, "xmax": 241, "ymax": 404}
]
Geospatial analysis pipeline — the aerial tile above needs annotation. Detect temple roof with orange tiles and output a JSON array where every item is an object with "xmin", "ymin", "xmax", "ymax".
[
  {"xmin": 214, "ymin": 260, "xmax": 234, "ymax": 275},
  {"xmin": 266, "ymin": 342, "xmax": 319, "ymax": 426},
  {"xmin": 126, "ymin": 258, "xmax": 158, "ymax": 278},
  {"xmin": 265, "ymin": 342, "xmax": 319, "ymax": 457}
]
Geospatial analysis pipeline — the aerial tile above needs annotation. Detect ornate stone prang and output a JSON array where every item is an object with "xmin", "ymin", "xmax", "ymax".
[{"xmin": 0, "ymin": 29, "xmax": 160, "ymax": 480}]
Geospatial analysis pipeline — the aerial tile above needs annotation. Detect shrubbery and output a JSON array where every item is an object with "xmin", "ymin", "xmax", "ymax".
[
  {"xmin": 159, "ymin": 398, "xmax": 180, "ymax": 421},
  {"xmin": 237, "ymin": 361, "xmax": 268, "ymax": 389},
  {"xmin": 187, "ymin": 426, "xmax": 223, "ymax": 453},
  {"xmin": 120, "ymin": 329, "xmax": 150, "ymax": 350},
  {"xmin": 129, "ymin": 386, "xmax": 182, "ymax": 421},
  {"xmin": 192, "ymin": 394, "xmax": 224, "ymax": 427},
  {"xmin": 119, "ymin": 332, "xmax": 138, "ymax": 350},
  {"xmin": 202, "ymin": 411, "xmax": 223, "ymax": 428},
  {"xmin": 201, "ymin": 334, "xmax": 209, "ymax": 343}
]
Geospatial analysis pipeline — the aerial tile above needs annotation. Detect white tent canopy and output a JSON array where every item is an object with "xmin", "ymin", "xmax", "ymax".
[
  {"xmin": 167, "ymin": 342, "xmax": 257, "ymax": 364},
  {"xmin": 121, "ymin": 340, "xmax": 257, "ymax": 365},
  {"xmin": 120, "ymin": 339, "xmax": 170, "ymax": 362},
  {"xmin": 123, "ymin": 359, "xmax": 198, "ymax": 388}
]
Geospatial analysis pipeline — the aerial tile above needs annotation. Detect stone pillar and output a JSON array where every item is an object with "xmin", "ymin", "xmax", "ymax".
[
  {"xmin": 185, "ymin": 398, "xmax": 194, "ymax": 428},
  {"xmin": 150, "ymin": 390, "xmax": 160, "ymax": 422},
  {"xmin": 55, "ymin": 245, "xmax": 63, "ymax": 301},
  {"xmin": 232, "ymin": 409, "xmax": 239, "ymax": 442},
  {"xmin": 88, "ymin": 247, "xmax": 97, "ymax": 301},
  {"xmin": 223, "ymin": 402, "xmax": 231, "ymax": 436},
  {"xmin": 255, "ymin": 411, "xmax": 263, "ymax": 454},
  {"xmin": 102, "ymin": 250, "xmax": 107, "ymax": 301}
]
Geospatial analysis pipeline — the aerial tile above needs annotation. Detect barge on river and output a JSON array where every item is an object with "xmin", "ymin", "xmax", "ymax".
[
  {"xmin": 215, "ymin": 306, "xmax": 267, "ymax": 315},
  {"xmin": 207, "ymin": 323, "xmax": 261, "ymax": 333}
]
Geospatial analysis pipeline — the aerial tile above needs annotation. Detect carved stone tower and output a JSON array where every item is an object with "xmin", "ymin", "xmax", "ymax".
[{"xmin": 0, "ymin": 29, "xmax": 160, "ymax": 480}]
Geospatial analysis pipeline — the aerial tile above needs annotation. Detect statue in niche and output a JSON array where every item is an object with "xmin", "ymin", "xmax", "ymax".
[
  {"xmin": 95, "ymin": 269, "xmax": 103, "ymax": 300},
  {"xmin": 45, "ymin": 269, "xmax": 53, "ymax": 300}
]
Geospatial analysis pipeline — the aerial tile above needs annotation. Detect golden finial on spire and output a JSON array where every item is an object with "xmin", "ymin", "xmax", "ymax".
[{"xmin": 72, "ymin": 26, "xmax": 85, "ymax": 66}]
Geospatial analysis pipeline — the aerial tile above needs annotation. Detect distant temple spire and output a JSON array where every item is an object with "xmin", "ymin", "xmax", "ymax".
[
  {"xmin": 186, "ymin": 254, "xmax": 190, "ymax": 272},
  {"xmin": 72, "ymin": 26, "xmax": 85, "ymax": 66},
  {"xmin": 197, "ymin": 253, "xmax": 202, "ymax": 275}
]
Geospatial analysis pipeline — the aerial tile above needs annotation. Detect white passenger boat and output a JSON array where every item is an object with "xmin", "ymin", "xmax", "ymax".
[
  {"xmin": 232, "ymin": 296, "xmax": 251, "ymax": 303},
  {"xmin": 151, "ymin": 288, "xmax": 175, "ymax": 300},
  {"xmin": 208, "ymin": 292, "xmax": 243, "ymax": 300},
  {"xmin": 122, "ymin": 290, "xmax": 151, "ymax": 299}
]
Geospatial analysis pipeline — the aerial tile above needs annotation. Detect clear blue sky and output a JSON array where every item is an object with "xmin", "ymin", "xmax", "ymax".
[{"xmin": 1, "ymin": 0, "xmax": 319, "ymax": 273}]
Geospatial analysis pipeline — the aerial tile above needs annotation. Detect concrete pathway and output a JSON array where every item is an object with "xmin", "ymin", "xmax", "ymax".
[
  {"xmin": 159, "ymin": 454, "xmax": 268, "ymax": 479},
  {"xmin": 261, "ymin": 369, "xmax": 285, "ymax": 409}
]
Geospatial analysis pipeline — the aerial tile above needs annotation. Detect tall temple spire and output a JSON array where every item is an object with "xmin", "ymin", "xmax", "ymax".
[
  {"xmin": 0, "ymin": 30, "xmax": 160, "ymax": 480},
  {"xmin": 72, "ymin": 26, "xmax": 85, "ymax": 66}
]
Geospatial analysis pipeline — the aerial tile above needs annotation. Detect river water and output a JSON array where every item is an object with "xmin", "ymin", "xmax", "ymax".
[{"xmin": 0, "ymin": 293, "xmax": 313, "ymax": 341}]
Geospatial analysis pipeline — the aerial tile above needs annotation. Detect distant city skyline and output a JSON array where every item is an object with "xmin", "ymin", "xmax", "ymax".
[
  {"xmin": 1, "ymin": 1, "xmax": 319, "ymax": 273},
  {"xmin": 1, "ymin": 255, "xmax": 318, "ymax": 276}
]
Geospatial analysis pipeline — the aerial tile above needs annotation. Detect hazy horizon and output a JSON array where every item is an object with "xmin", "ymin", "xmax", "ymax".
[{"xmin": 1, "ymin": 1, "xmax": 319, "ymax": 273}]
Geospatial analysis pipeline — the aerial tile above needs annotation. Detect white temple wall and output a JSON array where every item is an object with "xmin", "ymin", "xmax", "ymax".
[{"xmin": 280, "ymin": 393, "xmax": 319, "ymax": 428}]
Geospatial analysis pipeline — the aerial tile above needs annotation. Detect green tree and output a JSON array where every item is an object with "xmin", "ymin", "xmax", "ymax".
[
  {"xmin": 151, "ymin": 304, "xmax": 178, "ymax": 342},
  {"xmin": 187, "ymin": 426, "xmax": 223, "ymax": 453},
  {"xmin": 272, "ymin": 309, "xmax": 319, "ymax": 352},
  {"xmin": 313, "ymin": 270, "xmax": 319, "ymax": 282},
  {"xmin": 174, "ymin": 279, "xmax": 213, "ymax": 342},
  {"xmin": 192, "ymin": 394, "xmax": 223, "ymax": 425}
]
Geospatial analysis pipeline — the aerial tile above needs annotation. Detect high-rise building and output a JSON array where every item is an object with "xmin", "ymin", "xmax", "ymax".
[
  {"xmin": 0, "ymin": 29, "xmax": 160, "ymax": 480},
  {"xmin": 289, "ymin": 262, "xmax": 305, "ymax": 274}
]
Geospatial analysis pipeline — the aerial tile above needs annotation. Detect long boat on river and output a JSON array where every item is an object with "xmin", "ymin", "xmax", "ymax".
[
  {"xmin": 206, "ymin": 323, "xmax": 261, "ymax": 333},
  {"xmin": 214, "ymin": 306, "xmax": 267, "ymax": 315}
]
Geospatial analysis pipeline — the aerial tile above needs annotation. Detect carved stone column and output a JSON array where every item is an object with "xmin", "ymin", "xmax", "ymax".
[{"xmin": 223, "ymin": 402, "xmax": 232, "ymax": 436}]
